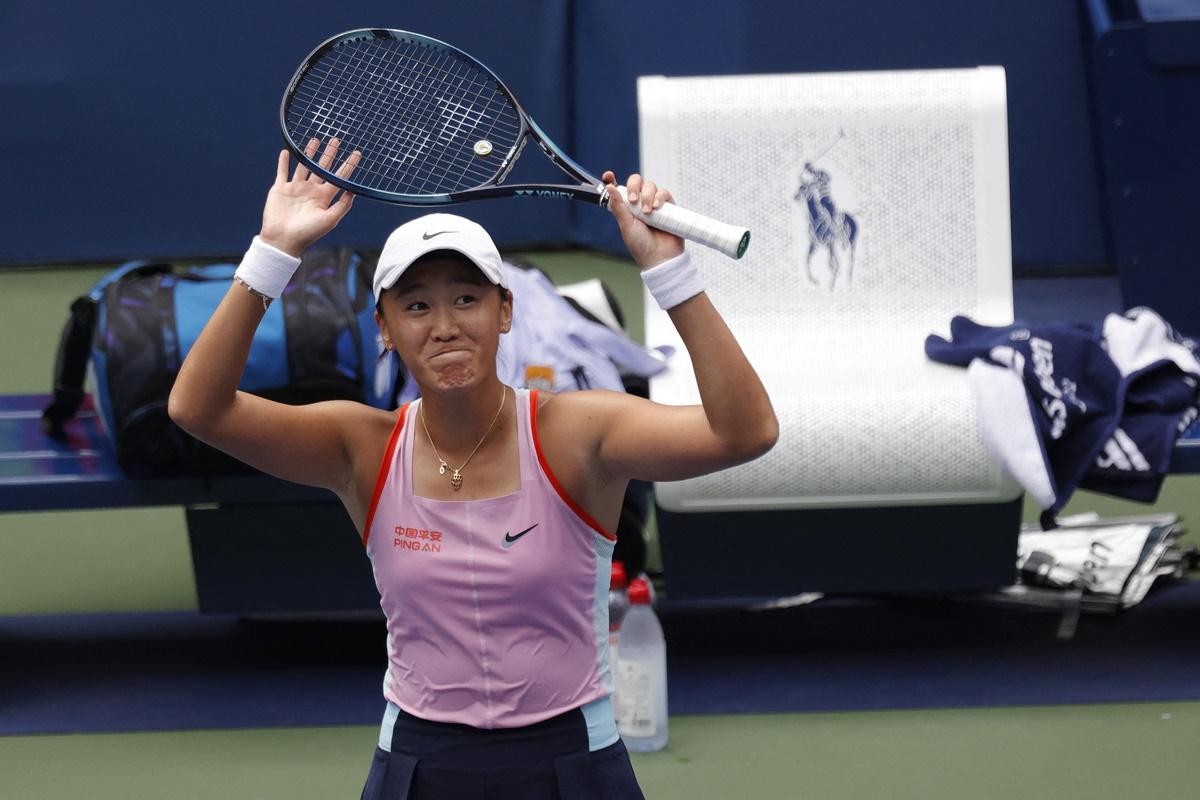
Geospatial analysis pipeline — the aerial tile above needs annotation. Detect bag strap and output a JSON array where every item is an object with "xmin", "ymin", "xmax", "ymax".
[
  {"xmin": 347, "ymin": 247, "xmax": 407, "ymax": 410},
  {"xmin": 87, "ymin": 260, "xmax": 170, "ymax": 300},
  {"xmin": 41, "ymin": 261, "xmax": 173, "ymax": 437},
  {"xmin": 389, "ymin": 359, "xmax": 407, "ymax": 409}
]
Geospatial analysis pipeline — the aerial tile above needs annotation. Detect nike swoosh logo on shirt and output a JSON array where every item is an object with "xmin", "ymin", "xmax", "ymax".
[
  {"xmin": 422, "ymin": 230, "xmax": 457, "ymax": 240},
  {"xmin": 502, "ymin": 523, "xmax": 539, "ymax": 549}
]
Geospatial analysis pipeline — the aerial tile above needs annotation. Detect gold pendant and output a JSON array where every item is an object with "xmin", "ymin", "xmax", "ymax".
[
  {"xmin": 438, "ymin": 461, "xmax": 447, "ymax": 476},
  {"xmin": 450, "ymin": 470, "xmax": 463, "ymax": 491}
]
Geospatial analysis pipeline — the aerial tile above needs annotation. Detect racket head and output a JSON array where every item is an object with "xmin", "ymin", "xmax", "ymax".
[{"xmin": 280, "ymin": 29, "xmax": 529, "ymax": 205}]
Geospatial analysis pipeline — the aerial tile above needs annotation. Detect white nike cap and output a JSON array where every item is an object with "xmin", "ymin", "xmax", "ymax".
[{"xmin": 373, "ymin": 213, "xmax": 507, "ymax": 302}]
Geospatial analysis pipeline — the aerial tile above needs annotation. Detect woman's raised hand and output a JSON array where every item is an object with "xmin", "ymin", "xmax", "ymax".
[
  {"xmin": 602, "ymin": 170, "xmax": 685, "ymax": 270},
  {"xmin": 259, "ymin": 138, "xmax": 362, "ymax": 257}
]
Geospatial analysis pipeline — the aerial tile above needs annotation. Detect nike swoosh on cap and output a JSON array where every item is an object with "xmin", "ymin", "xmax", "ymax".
[
  {"xmin": 502, "ymin": 523, "xmax": 539, "ymax": 549},
  {"xmin": 422, "ymin": 230, "xmax": 458, "ymax": 240}
]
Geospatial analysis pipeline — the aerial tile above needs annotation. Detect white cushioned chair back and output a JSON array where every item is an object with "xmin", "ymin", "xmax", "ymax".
[{"xmin": 638, "ymin": 67, "xmax": 1020, "ymax": 512}]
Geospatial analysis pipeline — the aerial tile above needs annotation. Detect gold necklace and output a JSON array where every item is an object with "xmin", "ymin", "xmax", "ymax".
[{"xmin": 419, "ymin": 386, "xmax": 506, "ymax": 491}]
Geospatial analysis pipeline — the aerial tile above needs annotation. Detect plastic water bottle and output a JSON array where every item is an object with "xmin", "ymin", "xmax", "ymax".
[
  {"xmin": 615, "ymin": 577, "xmax": 668, "ymax": 752},
  {"xmin": 608, "ymin": 561, "xmax": 630, "ymax": 671}
]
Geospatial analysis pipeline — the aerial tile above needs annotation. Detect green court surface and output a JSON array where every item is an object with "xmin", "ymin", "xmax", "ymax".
[
  {"xmin": 2, "ymin": 705, "xmax": 1197, "ymax": 800},
  {"xmin": 2, "ymin": 256, "xmax": 1199, "ymax": 798}
]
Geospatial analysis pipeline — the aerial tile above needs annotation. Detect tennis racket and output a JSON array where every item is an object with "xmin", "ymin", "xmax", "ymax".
[{"xmin": 280, "ymin": 28, "xmax": 750, "ymax": 259}]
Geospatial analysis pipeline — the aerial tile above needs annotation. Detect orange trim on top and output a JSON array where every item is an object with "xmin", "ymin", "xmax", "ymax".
[
  {"xmin": 362, "ymin": 403, "xmax": 409, "ymax": 547},
  {"xmin": 528, "ymin": 390, "xmax": 617, "ymax": 542}
]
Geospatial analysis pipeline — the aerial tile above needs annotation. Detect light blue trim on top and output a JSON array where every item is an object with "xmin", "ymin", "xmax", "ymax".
[
  {"xmin": 586, "ymin": 531, "xmax": 619, "ymax": 750},
  {"xmin": 378, "ymin": 701, "xmax": 400, "ymax": 752},
  {"xmin": 377, "ymin": 696, "xmax": 618, "ymax": 753},
  {"xmin": 592, "ymin": 533, "xmax": 616, "ymax": 694},
  {"xmin": 581, "ymin": 695, "xmax": 620, "ymax": 751}
]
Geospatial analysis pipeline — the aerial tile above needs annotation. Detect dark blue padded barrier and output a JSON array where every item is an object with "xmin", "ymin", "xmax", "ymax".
[
  {"xmin": 3, "ymin": 1, "xmax": 1106, "ymax": 270},
  {"xmin": 1084, "ymin": 0, "xmax": 1200, "ymax": 336},
  {"xmin": 657, "ymin": 501, "xmax": 1023, "ymax": 599},
  {"xmin": 0, "ymin": 0, "xmax": 574, "ymax": 265},
  {"xmin": 0, "ymin": 395, "xmax": 332, "ymax": 511},
  {"xmin": 0, "ymin": 394, "xmax": 370, "ymax": 615}
]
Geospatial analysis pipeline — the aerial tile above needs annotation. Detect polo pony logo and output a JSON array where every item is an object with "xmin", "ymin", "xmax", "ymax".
[{"xmin": 794, "ymin": 128, "xmax": 859, "ymax": 292}]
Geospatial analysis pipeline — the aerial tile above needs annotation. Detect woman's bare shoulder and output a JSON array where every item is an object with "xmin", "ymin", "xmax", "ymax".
[
  {"xmin": 536, "ymin": 388, "xmax": 636, "ymax": 416},
  {"xmin": 533, "ymin": 388, "xmax": 635, "ymax": 446},
  {"xmin": 334, "ymin": 400, "xmax": 407, "ymax": 442}
]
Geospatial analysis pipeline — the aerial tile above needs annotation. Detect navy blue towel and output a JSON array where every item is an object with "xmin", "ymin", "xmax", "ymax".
[{"xmin": 926, "ymin": 308, "xmax": 1199, "ymax": 527}]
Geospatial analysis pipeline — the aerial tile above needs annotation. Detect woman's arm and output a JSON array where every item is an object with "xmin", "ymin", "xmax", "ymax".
[
  {"xmin": 547, "ymin": 173, "xmax": 778, "ymax": 484},
  {"xmin": 167, "ymin": 139, "xmax": 373, "ymax": 494}
]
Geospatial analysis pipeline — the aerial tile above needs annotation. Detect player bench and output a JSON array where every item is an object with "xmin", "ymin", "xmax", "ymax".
[
  {"xmin": 2, "ymin": 391, "xmax": 1197, "ymax": 614},
  {"xmin": 0, "ymin": 394, "xmax": 375, "ymax": 614}
]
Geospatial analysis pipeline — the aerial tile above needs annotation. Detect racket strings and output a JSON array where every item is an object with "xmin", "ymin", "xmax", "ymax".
[
  {"xmin": 355, "ymin": 44, "xmax": 518, "ymax": 194},
  {"xmin": 286, "ymin": 36, "xmax": 522, "ymax": 196},
  {"xmin": 379, "ymin": 45, "xmax": 515, "ymax": 191},
  {"xmin": 288, "ymin": 46, "xmax": 442, "ymax": 189}
]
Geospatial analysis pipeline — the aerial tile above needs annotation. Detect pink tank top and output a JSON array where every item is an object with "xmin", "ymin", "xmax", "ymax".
[{"xmin": 362, "ymin": 388, "xmax": 617, "ymax": 729}]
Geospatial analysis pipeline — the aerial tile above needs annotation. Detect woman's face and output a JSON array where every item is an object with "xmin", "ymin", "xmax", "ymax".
[{"xmin": 376, "ymin": 257, "xmax": 511, "ymax": 393}]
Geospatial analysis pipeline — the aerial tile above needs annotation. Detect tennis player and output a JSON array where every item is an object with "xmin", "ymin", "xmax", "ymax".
[{"xmin": 168, "ymin": 138, "xmax": 778, "ymax": 799}]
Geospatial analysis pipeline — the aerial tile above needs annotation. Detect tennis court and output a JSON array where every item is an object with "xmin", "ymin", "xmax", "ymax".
[{"xmin": 3, "ymin": 257, "xmax": 1200, "ymax": 799}]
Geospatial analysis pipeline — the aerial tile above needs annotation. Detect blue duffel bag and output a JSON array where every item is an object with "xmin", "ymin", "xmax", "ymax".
[{"xmin": 42, "ymin": 247, "xmax": 402, "ymax": 477}]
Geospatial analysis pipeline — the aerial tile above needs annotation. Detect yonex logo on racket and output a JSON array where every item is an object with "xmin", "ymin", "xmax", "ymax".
[{"xmin": 515, "ymin": 189, "xmax": 574, "ymax": 199}]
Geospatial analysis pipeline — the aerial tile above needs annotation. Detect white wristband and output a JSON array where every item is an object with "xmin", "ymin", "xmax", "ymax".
[
  {"xmin": 233, "ymin": 236, "xmax": 302, "ymax": 299},
  {"xmin": 640, "ymin": 251, "xmax": 703, "ymax": 310}
]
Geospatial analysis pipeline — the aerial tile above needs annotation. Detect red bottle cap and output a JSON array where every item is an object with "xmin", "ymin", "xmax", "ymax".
[
  {"xmin": 627, "ymin": 577, "xmax": 652, "ymax": 605},
  {"xmin": 610, "ymin": 561, "xmax": 627, "ymax": 590}
]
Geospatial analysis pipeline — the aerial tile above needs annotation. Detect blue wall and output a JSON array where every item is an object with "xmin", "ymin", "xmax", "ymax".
[
  {"xmin": 0, "ymin": 0, "xmax": 574, "ymax": 264},
  {"xmin": 1085, "ymin": 0, "xmax": 1200, "ymax": 335},
  {"xmin": 1, "ymin": 0, "xmax": 1109, "ymax": 268}
]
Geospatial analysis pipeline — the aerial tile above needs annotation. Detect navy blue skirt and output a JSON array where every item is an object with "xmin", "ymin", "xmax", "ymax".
[{"xmin": 360, "ymin": 705, "xmax": 645, "ymax": 799}]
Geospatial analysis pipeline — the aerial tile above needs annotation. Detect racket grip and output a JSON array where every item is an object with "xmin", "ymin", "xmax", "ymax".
[{"xmin": 610, "ymin": 186, "xmax": 750, "ymax": 260}]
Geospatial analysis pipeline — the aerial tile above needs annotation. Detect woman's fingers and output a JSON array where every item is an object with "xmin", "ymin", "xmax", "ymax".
[
  {"xmin": 625, "ymin": 174, "xmax": 643, "ymax": 210},
  {"xmin": 333, "ymin": 189, "xmax": 355, "ymax": 220},
  {"xmin": 625, "ymin": 174, "xmax": 663, "ymax": 214},
  {"xmin": 276, "ymin": 149, "xmax": 291, "ymax": 185},
  {"xmin": 602, "ymin": 171, "xmax": 630, "ymax": 219},
  {"xmin": 294, "ymin": 138, "xmax": 319, "ymax": 181},
  {"xmin": 315, "ymin": 137, "xmax": 341, "ymax": 180},
  {"xmin": 603, "ymin": 170, "xmax": 672, "ymax": 221},
  {"xmin": 285, "ymin": 139, "xmax": 363, "ymax": 211},
  {"xmin": 337, "ymin": 148, "xmax": 363, "ymax": 181},
  {"xmin": 638, "ymin": 179, "xmax": 658, "ymax": 213}
]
